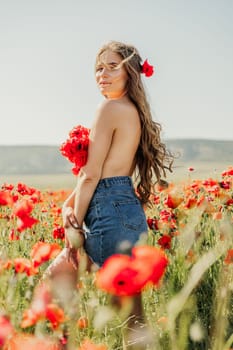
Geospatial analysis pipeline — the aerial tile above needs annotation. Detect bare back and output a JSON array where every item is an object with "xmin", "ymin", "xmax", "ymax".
[
  {"xmin": 99, "ymin": 98, "xmax": 141, "ymax": 178},
  {"xmin": 82, "ymin": 96, "xmax": 141, "ymax": 184}
]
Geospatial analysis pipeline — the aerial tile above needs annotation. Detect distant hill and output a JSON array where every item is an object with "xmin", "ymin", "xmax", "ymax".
[
  {"xmin": 0, "ymin": 139, "xmax": 232, "ymax": 175},
  {"xmin": 0, "ymin": 145, "xmax": 70, "ymax": 175},
  {"xmin": 166, "ymin": 139, "xmax": 232, "ymax": 162}
]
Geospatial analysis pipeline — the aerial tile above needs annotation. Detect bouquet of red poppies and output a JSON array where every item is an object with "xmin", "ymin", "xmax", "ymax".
[{"xmin": 60, "ymin": 125, "xmax": 90, "ymax": 175}]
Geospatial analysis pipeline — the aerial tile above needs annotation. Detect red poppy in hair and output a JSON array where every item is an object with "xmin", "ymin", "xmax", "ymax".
[{"xmin": 141, "ymin": 59, "xmax": 154, "ymax": 77}]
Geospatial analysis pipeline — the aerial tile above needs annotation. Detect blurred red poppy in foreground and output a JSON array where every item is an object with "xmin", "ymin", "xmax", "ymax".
[
  {"xmin": 14, "ymin": 258, "xmax": 38, "ymax": 276},
  {"xmin": 96, "ymin": 246, "xmax": 168, "ymax": 296},
  {"xmin": 21, "ymin": 283, "xmax": 65, "ymax": 329},
  {"xmin": 13, "ymin": 199, "xmax": 33, "ymax": 217},
  {"xmin": 0, "ymin": 190, "xmax": 13, "ymax": 206},
  {"xmin": 224, "ymin": 249, "xmax": 233, "ymax": 264},
  {"xmin": 13, "ymin": 199, "xmax": 39, "ymax": 232},
  {"xmin": 0, "ymin": 315, "xmax": 14, "ymax": 347},
  {"xmin": 16, "ymin": 216, "xmax": 39, "ymax": 232},
  {"xmin": 31, "ymin": 241, "xmax": 61, "ymax": 267},
  {"xmin": 4, "ymin": 333, "xmax": 60, "ymax": 350}
]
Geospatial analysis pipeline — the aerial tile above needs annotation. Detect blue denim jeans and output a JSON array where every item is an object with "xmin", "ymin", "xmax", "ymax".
[{"xmin": 84, "ymin": 176, "xmax": 148, "ymax": 267}]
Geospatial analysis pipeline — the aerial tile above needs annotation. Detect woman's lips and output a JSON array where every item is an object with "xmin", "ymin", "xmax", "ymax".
[{"xmin": 99, "ymin": 81, "xmax": 111, "ymax": 87}]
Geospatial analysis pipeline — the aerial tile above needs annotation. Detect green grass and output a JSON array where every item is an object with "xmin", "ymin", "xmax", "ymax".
[{"xmin": 0, "ymin": 166, "xmax": 232, "ymax": 349}]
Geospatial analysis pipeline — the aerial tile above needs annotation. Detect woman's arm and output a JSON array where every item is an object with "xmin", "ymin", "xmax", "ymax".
[{"xmin": 62, "ymin": 187, "xmax": 77, "ymax": 213}]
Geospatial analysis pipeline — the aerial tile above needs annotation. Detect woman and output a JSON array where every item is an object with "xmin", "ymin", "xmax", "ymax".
[{"xmin": 45, "ymin": 40, "xmax": 173, "ymax": 278}]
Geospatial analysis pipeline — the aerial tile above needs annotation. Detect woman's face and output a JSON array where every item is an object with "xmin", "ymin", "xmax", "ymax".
[{"xmin": 95, "ymin": 49, "xmax": 128, "ymax": 99}]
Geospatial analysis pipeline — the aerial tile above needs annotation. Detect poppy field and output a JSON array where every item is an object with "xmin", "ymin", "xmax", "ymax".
[{"xmin": 0, "ymin": 167, "xmax": 232, "ymax": 350}]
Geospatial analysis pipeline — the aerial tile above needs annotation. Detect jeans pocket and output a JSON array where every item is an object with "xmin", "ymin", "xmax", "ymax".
[{"xmin": 113, "ymin": 199, "xmax": 146, "ymax": 231}]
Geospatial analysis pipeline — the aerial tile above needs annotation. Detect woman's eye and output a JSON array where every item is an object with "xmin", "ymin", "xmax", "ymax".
[
  {"xmin": 109, "ymin": 65, "xmax": 118, "ymax": 70},
  {"xmin": 96, "ymin": 64, "xmax": 118, "ymax": 72}
]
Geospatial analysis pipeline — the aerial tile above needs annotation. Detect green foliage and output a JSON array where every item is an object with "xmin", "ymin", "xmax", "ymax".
[{"xmin": 0, "ymin": 171, "xmax": 232, "ymax": 349}]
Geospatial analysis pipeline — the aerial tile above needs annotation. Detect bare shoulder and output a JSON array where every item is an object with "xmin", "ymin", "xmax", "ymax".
[{"xmin": 96, "ymin": 98, "xmax": 138, "ymax": 124}]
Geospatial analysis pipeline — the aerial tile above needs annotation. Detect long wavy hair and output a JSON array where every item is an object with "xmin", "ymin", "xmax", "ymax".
[{"xmin": 95, "ymin": 41, "xmax": 174, "ymax": 205}]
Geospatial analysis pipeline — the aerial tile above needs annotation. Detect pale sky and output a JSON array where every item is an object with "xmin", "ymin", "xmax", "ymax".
[{"xmin": 0, "ymin": 0, "xmax": 232, "ymax": 145}]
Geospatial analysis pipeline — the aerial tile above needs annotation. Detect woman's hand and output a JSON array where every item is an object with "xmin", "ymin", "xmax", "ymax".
[
  {"xmin": 62, "ymin": 206, "xmax": 85, "ymax": 269},
  {"xmin": 62, "ymin": 206, "xmax": 79, "ymax": 233}
]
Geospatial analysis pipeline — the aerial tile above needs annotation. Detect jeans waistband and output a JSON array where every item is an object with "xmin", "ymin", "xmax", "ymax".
[{"xmin": 97, "ymin": 176, "xmax": 133, "ymax": 189}]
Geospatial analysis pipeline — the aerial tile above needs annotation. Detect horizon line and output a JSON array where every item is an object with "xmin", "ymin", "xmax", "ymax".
[{"xmin": 0, "ymin": 137, "xmax": 232, "ymax": 147}]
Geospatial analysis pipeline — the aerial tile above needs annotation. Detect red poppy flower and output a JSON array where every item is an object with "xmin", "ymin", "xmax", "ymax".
[
  {"xmin": 1, "ymin": 183, "xmax": 14, "ymax": 191},
  {"xmin": 222, "ymin": 167, "xmax": 233, "ymax": 177},
  {"xmin": 14, "ymin": 258, "xmax": 38, "ymax": 276},
  {"xmin": 45, "ymin": 304, "xmax": 66, "ymax": 329},
  {"xmin": 59, "ymin": 336, "xmax": 68, "ymax": 346},
  {"xmin": 0, "ymin": 259, "xmax": 12, "ymax": 272},
  {"xmin": 0, "ymin": 315, "xmax": 14, "ymax": 347},
  {"xmin": 60, "ymin": 125, "xmax": 90, "ymax": 175},
  {"xmin": 0, "ymin": 190, "xmax": 13, "ymax": 206},
  {"xmin": 13, "ymin": 199, "xmax": 39, "ymax": 232},
  {"xmin": 12, "ymin": 194, "xmax": 19, "ymax": 202},
  {"xmin": 219, "ymin": 181, "xmax": 231, "ymax": 190},
  {"xmin": 132, "ymin": 246, "xmax": 168, "ymax": 286},
  {"xmin": 21, "ymin": 303, "xmax": 65, "ymax": 330},
  {"xmin": 16, "ymin": 182, "xmax": 37, "ymax": 196},
  {"xmin": 225, "ymin": 198, "xmax": 233, "ymax": 206},
  {"xmin": 159, "ymin": 209, "xmax": 175, "ymax": 222},
  {"xmin": 189, "ymin": 180, "xmax": 202, "ymax": 193},
  {"xmin": 224, "ymin": 249, "xmax": 233, "ymax": 264},
  {"xmin": 13, "ymin": 199, "xmax": 33, "ymax": 217},
  {"xmin": 31, "ymin": 241, "xmax": 61, "ymax": 267},
  {"xmin": 147, "ymin": 217, "xmax": 159, "ymax": 230},
  {"xmin": 16, "ymin": 215, "xmax": 39, "ymax": 232},
  {"xmin": 96, "ymin": 246, "xmax": 168, "ymax": 296},
  {"xmin": 21, "ymin": 283, "xmax": 65, "ymax": 330},
  {"xmin": 30, "ymin": 192, "xmax": 41, "ymax": 204},
  {"xmin": 141, "ymin": 59, "xmax": 154, "ymax": 77},
  {"xmin": 152, "ymin": 194, "xmax": 160, "ymax": 204},
  {"xmin": 202, "ymin": 178, "xmax": 218, "ymax": 187},
  {"xmin": 53, "ymin": 226, "xmax": 65, "ymax": 239},
  {"xmin": 158, "ymin": 235, "xmax": 172, "ymax": 250},
  {"xmin": 206, "ymin": 186, "xmax": 220, "ymax": 196},
  {"xmin": 96, "ymin": 254, "xmax": 136, "ymax": 296},
  {"xmin": 184, "ymin": 197, "xmax": 198, "ymax": 209},
  {"xmin": 77, "ymin": 316, "xmax": 89, "ymax": 329},
  {"xmin": 69, "ymin": 124, "xmax": 90, "ymax": 139},
  {"xmin": 164, "ymin": 194, "xmax": 183, "ymax": 209}
]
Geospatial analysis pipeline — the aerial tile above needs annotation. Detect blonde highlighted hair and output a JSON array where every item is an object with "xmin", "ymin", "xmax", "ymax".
[{"xmin": 96, "ymin": 41, "xmax": 174, "ymax": 205}]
